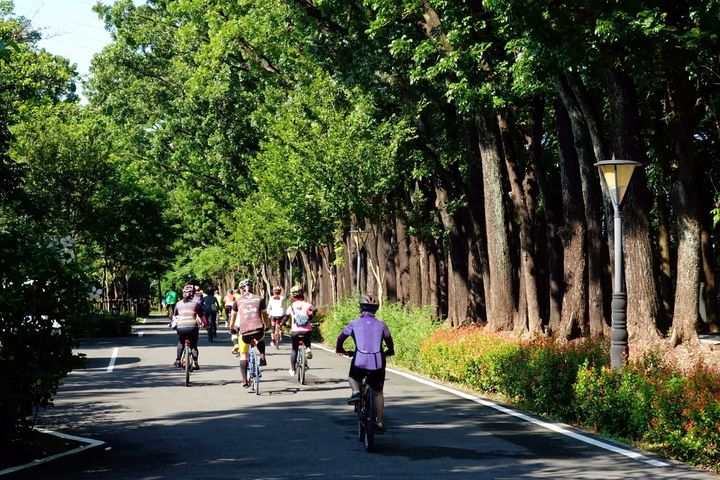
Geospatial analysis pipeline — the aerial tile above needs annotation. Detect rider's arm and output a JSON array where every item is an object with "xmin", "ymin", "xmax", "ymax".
[
  {"xmin": 261, "ymin": 310, "xmax": 270, "ymax": 329},
  {"xmin": 229, "ymin": 302, "xmax": 237, "ymax": 332},
  {"xmin": 335, "ymin": 330, "xmax": 350, "ymax": 353}
]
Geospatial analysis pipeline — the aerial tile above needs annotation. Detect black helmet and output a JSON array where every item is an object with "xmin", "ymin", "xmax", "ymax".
[{"xmin": 359, "ymin": 295, "xmax": 379, "ymax": 313}]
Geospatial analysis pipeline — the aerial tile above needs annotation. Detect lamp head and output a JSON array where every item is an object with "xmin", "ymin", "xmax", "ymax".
[{"xmin": 595, "ymin": 160, "xmax": 642, "ymax": 207}]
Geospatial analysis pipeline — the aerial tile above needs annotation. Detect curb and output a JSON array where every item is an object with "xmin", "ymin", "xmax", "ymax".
[{"xmin": 0, "ymin": 430, "xmax": 105, "ymax": 477}]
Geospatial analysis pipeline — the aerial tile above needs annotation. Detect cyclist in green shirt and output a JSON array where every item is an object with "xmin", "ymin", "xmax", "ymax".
[{"xmin": 164, "ymin": 287, "xmax": 178, "ymax": 320}]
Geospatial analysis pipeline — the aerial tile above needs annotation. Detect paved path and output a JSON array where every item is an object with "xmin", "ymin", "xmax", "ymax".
[{"xmin": 19, "ymin": 317, "xmax": 718, "ymax": 479}]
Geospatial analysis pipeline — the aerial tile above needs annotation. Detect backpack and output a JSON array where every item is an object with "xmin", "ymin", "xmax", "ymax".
[{"xmin": 294, "ymin": 314, "xmax": 310, "ymax": 326}]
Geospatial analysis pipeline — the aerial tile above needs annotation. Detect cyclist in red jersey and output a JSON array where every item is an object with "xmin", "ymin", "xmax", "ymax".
[{"xmin": 229, "ymin": 279, "xmax": 270, "ymax": 373}]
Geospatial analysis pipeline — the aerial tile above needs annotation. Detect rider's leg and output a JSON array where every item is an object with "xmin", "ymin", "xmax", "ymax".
[
  {"xmin": 289, "ymin": 334, "xmax": 299, "ymax": 370},
  {"xmin": 239, "ymin": 357, "xmax": 249, "ymax": 385},
  {"xmin": 189, "ymin": 328, "xmax": 200, "ymax": 365},
  {"xmin": 348, "ymin": 376, "xmax": 361, "ymax": 394},
  {"xmin": 375, "ymin": 391, "xmax": 385, "ymax": 424},
  {"xmin": 176, "ymin": 331, "xmax": 185, "ymax": 361}
]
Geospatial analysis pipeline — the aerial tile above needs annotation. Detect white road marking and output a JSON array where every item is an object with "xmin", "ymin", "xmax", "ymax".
[
  {"xmin": 318, "ymin": 344, "xmax": 670, "ymax": 467},
  {"xmin": 0, "ymin": 429, "xmax": 104, "ymax": 476},
  {"xmin": 107, "ymin": 347, "xmax": 119, "ymax": 372}
]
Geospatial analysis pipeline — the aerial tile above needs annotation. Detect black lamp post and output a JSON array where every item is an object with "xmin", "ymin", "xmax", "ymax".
[{"xmin": 595, "ymin": 159, "xmax": 642, "ymax": 370}]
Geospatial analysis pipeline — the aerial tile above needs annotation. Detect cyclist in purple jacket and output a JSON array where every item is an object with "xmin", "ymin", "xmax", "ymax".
[{"xmin": 335, "ymin": 295, "xmax": 394, "ymax": 433}]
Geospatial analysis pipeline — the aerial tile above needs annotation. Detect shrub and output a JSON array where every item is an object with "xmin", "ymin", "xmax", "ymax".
[
  {"xmin": 319, "ymin": 298, "xmax": 438, "ymax": 369},
  {"xmin": 70, "ymin": 311, "xmax": 135, "ymax": 338},
  {"xmin": 574, "ymin": 363, "xmax": 655, "ymax": 439},
  {"xmin": 0, "ymin": 212, "xmax": 89, "ymax": 445}
]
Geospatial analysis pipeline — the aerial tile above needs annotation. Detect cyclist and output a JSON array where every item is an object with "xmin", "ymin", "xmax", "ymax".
[
  {"xmin": 267, "ymin": 286, "xmax": 286, "ymax": 347},
  {"xmin": 229, "ymin": 279, "xmax": 270, "ymax": 367},
  {"xmin": 223, "ymin": 289, "xmax": 236, "ymax": 326},
  {"xmin": 335, "ymin": 295, "xmax": 394, "ymax": 433},
  {"xmin": 164, "ymin": 286, "xmax": 178, "ymax": 320},
  {"xmin": 173, "ymin": 284, "xmax": 203, "ymax": 370},
  {"xmin": 286, "ymin": 285, "xmax": 316, "ymax": 376},
  {"xmin": 202, "ymin": 288, "xmax": 220, "ymax": 338}
]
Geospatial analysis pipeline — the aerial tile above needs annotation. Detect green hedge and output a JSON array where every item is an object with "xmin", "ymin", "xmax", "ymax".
[{"xmin": 70, "ymin": 311, "xmax": 135, "ymax": 338}]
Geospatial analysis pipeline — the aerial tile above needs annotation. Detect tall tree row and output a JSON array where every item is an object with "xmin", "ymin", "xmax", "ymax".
[{"xmin": 58, "ymin": 0, "xmax": 720, "ymax": 351}]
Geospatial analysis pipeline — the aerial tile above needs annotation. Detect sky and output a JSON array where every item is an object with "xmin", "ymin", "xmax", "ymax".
[{"xmin": 11, "ymin": 0, "xmax": 113, "ymax": 83}]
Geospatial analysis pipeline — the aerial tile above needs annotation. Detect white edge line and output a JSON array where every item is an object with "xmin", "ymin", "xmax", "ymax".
[
  {"xmin": 0, "ymin": 429, "xmax": 105, "ymax": 477},
  {"xmin": 107, "ymin": 347, "xmax": 119, "ymax": 372},
  {"xmin": 317, "ymin": 343, "xmax": 670, "ymax": 468}
]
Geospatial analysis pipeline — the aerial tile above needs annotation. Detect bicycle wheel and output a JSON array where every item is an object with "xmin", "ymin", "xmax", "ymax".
[
  {"xmin": 253, "ymin": 349, "xmax": 260, "ymax": 395},
  {"xmin": 357, "ymin": 401, "xmax": 365, "ymax": 442},
  {"xmin": 363, "ymin": 387, "xmax": 375, "ymax": 452},
  {"xmin": 184, "ymin": 345, "xmax": 191, "ymax": 387},
  {"xmin": 296, "ymin": 345, "xmax": 306, "ymax": 384}
]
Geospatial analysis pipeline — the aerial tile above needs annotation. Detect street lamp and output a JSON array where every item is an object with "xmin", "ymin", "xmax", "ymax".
[
  {"xmin": 595, "ymin": 159, "xmax": 642, "ymax": 370},
  {"xmin": 286, "ymin": 246, "xmax": 299, "ymax": 290},
  {"xmin": 349, "ymin": 229, "xmax": 369, "ymax": 293}
]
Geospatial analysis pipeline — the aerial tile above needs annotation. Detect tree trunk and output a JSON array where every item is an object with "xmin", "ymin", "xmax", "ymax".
[
  {"xmin": 607, "ymin": 67, "xmax": 662, "ymax": 346},
  {"xmin": 656, "ymin": 196, "xmax": 674, "ymax": 333},
  {"xmin": 557, "ymin": 75, "xmax": 607, "ymax": 337},
  {"xmin": 528, "ymin": 96, "xmax": 562, "ymax": 331},
  {"xmin": 497, "ymin": 111, "xmax": 540, "ymax": 336},
  {"xmin": 667, "ymin": 65, "xmax": 701, "ymax": 346},
  {"xmin": 435, "ymin": 181, "xmax": 470, "ymax": 326},
  {"xmin": 700, "ymin": 211, "xmax": 720, "ymax": 333},
  {"xmin": 476, "ymin": 113, "xmax": 514, "ymax": 330},
  {"xmin": 553, "ymin": 101, "xmax": 588, "ymax": 338}
]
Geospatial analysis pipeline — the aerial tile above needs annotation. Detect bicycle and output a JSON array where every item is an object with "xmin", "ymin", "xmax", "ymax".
[
  {"xmin": 180, "ymin": 338, "xmax": 192, "ymax": 387},
  {"xmin": 247, "ymin": 338, "xmax": 262, "ymax": 394},
  {"xmin": 295, "ymin": 338, "xmax": 308, "ymax": 385},
  {"xmin": 356, "ymin": 371, "xmax": 377, "ymax": 452},
  {"xmin": 206, "ymin": 316, "xmax": 217, "ymax": 342},
  {"xmin": 272, "ymin": 317, "xmax": 284, "ymax": 348}
]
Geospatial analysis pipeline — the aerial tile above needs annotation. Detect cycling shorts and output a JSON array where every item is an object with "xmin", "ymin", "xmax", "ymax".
[
  {"xmin": 241, "ymin": 329, "xmax": 264, "ymax": 346},
  {"xmin": 271, "ymin": 316, "xmax": 285, "ymax": 325},
  {"xmin": 349, "ymin": 364, "xmax": 386, "ymax": 392},
  {"xmin": 236, "ymin": 335, "xmax": 250, "ymax": 355}
]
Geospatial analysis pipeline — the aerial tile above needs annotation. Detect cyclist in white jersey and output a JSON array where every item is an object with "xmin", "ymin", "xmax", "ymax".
[{"xmin": 267, "ymin": 286, "xmax": 286, "ymax": 347}]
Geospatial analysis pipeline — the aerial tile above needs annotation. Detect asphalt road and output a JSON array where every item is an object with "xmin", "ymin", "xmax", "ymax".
[{"xmin": 20, "ymin": 317, "xmax": 718, "ymax": 480}]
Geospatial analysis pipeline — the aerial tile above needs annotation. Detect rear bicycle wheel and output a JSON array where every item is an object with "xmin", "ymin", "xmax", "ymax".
[
  {"xmin": 363, "ymin": 387, "xmax": 375, "ymax": 452},
  {"xmin": 253, "ymin": 349, "xmax": 260, "ymax": 394},
  {"xmin": 184, "ymin": 346, "xmax": 191, "ymax": 387},
  {"xmin": 297, "ymin": 345, "xmax": 305, "ymax": 384}
]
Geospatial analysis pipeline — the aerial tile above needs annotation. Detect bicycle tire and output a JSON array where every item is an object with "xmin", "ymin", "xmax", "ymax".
[
  {"xmin": 297, "ymin": 345, "xmax": 305, "ymax": 384},
  {"xmin": 252, "ymin": 348, "xmax": 260, "ymax": 395},
  {"xmin": 184, "ymin": 345, "xmax": 191, "ymax": 387},
  {"xmin": 364, "ymin": 386, "xmax": 375, "ymax": 452},
  {"xmin": 357, "ymin": 401, "xmax": 365, "ymax": 442}
]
